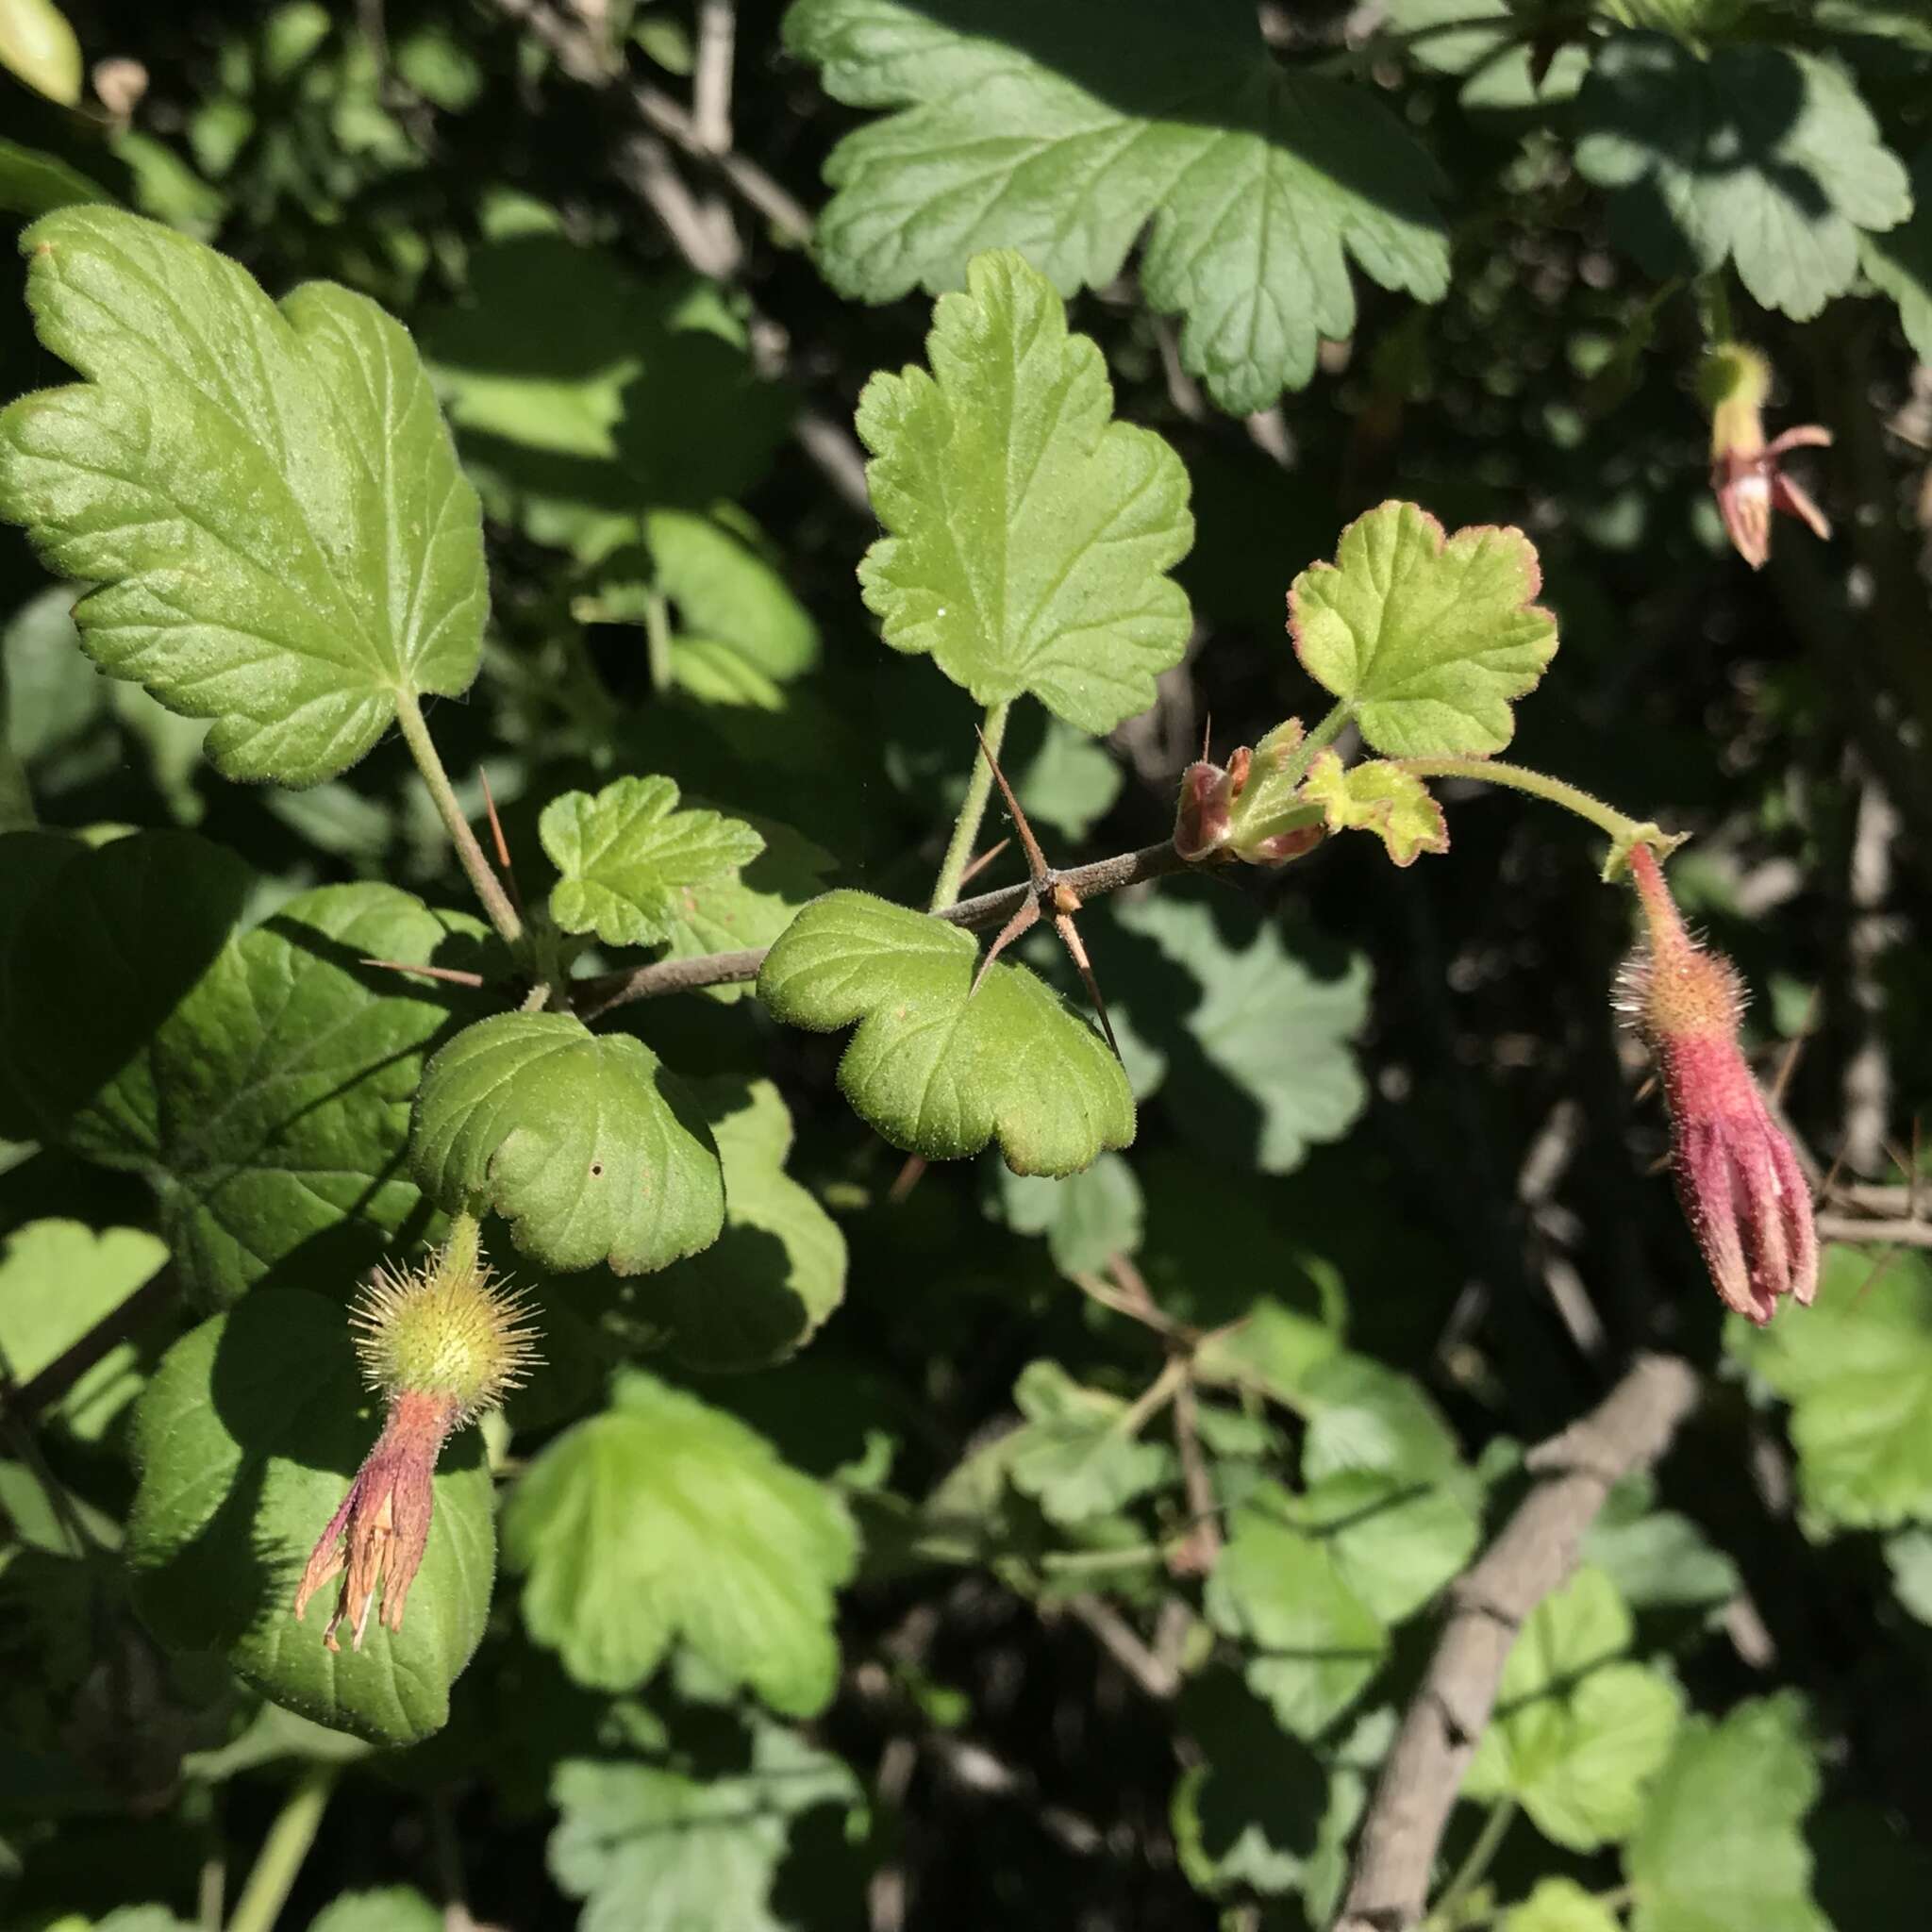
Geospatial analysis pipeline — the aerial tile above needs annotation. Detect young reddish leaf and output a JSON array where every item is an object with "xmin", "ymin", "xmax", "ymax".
[{"xmin": 1300, "ymin": 751, "xmax": 1449, "ymax": 867}]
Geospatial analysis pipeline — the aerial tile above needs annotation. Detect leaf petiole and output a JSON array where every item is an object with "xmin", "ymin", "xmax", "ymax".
[
  {"xmin": 1273, "ymin": 699, "xmax": 1352, "ymax": 793},
  {"xmin": 394, "ymin": 690, "xmax": 526, "ymax": 949},
  {"xmin": 224, "ymin": 1765, "xmax": 338, "ymax": 1932},
  {"xmin": 929, "ymin": 700, "xmax": 1012, "ymax": 913}
]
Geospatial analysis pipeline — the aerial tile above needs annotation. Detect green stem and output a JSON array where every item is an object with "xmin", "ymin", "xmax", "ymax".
[
  {"xmin": 394, "ymin": 690, "xmax": 525, "ymax": 949},
  {"xmin": 1274, "ymin": 700, "xmax": 1351, "ymax": 792},
  {"xmin": 1114, "ymin": 1356, "xmax": 1188, "ymax": 1441},
  {"xmin": 1694, "ymin": 272, "xmax": 1734, "ymax": 346},
  {"xmin": 1399, "ymin": 757, "xmax": 1655, "ymax": 848},
  {"xmin": 1425, "ymin": 1796, "xmax": 1516, "ymax": 1930},
  {"xmin": 642, "ymin": 588, "xmax": 675, "ymax": 697},
  {"xmin": 225, "ymin": 1766, "xmax": 337, "ymax": 1932},
  {"xmin": 928, "ymin": 699, "xmax": 1011, "ymax": 913}
]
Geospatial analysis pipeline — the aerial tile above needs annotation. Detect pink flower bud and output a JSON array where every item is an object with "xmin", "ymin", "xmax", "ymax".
[
  {"xmin": 1621, "ymin": 846, "xmax": 1818, "ymax": 1324},
  {"xmin": 1174, "ymin": 758, "xmax": 1236, "ymax": 861}
]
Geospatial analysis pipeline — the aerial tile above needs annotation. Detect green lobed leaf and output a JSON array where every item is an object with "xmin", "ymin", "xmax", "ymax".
[
  {"xmin": 503, "ymin": 1369, "xmax": 857, "ymax": 1715},
  {"xmin": 549, "ymin": 1724, "xmax": 858, "ymax": 1932},
  {"xmin": 1170, "ymin": 1673, "xmax": 1371, "ymax": 1907},
  {"xmin": 1465, "ymin": 1566, "xmax": 1681, "ymax": 1852},
  {"xmin": 125, "ymin": 1291, "xmax": 494, "ymax": 1747},
  {"xmin": 1301, "ymin": 751, "xmax": 1449, "ymax": 867},
  {"xmin": 1729, "ymin": 1244, "xmax": 1932, "ymax": 1530},
  {"xmin": 991, "ymin": 1151, "xmax": 1143, "ymax": 1278},
  {"xmin": 0, "ymin": 138, "xmax": 108, "ymax": 219},
  {"xmin": 410, "ymin": 1012, "xmax": 725, "ymax": 1276},
  {"xmin": 784, "ymin": 0, "xmax": 1450, "ymax": 412},
  {"xmin": 1624, "ymin": 1694, "xmax": 1828, "ymax": 1932},
  {"xmin": 307, "ymin": 1890, "xmax": 441, "ymax": 1932},
  {"xmin": 1300, "ymin": 1350, "xmax": 1464, "ymax": 1484},
  {"xmin": 4, "ymin": 836, "xmax": 481, "ymax": 1306},
  {"xmin": 1503, "ymin": 1879, "xmax": 1624, "ymax": 1932},
  {"xmin": 1382, "ymin": 0, "xmax": 1589, "ymax": 109},
  {"xmin": 1863, "ymin": 142, "xmax": 1932, "ymax": 364},
  {"xmin": 757, "ymin": 890, "xmax": 1133, "ymax": 1176},
  {"xmin": 1108, "ymin": 888, "xmax": 1369, "ymax": 1175},
  {"xmin": 1281, "ymin": 1468, "xmax": 1479, "ymax": 1625},
  {"xmin": 615, "ymin": 1076, "xmax": 848, "ymax": 1373},
  {"xmin": 854, "ymin": 250, "xmax": 1192, "ymax": 734},
  {"xmin": 1574, "ymin": 33, "xmax": 1911, "ymax": 321},
  {"xmin": 647, "ymin": 810, "xmax": 838, "ymax": 1005},
  {"xmin": 0, "ymin": 207, "xmax": 486, "ymax": 787},
  {"xmin": 1207, "ymin": 1481, "xmax": 1392, "ymax": 1739},
  {"xmin": 1582, "ymin": 1475, "xmax": 1740, "ymax": 1611},
  {"xmin": 1005, "ymin": 1359, "xmax": 1177, "ymax": 1525},
  {"xmin": 424, "ymin": 228, "xmax": 791, "ymax": 552},
  {"xmin": 645, "ymin": 508, "xmax": 821, "ymax": 685},
  {"xmin": 0, "ymin": 1220, "xmax": 166, "ymax": 1387},
  {"xmin": 1290, "ymin": 500, "xmax": 1558, "ymax": 759},
  {"xmin": 1884, "ymin": 1526, "xmax": 1932, "ymax": 1624},
  {"xmin": 540, "ymin": 774, "xmax": 766, "ymax": 950}
]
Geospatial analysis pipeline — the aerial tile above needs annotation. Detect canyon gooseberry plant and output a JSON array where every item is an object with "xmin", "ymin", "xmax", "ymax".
[
  {"xmin": 0, "ymin": 205, "xmax": 1801, "ymax": 1727},
  {"xmin": 14, "ymin": 2, "xmax": 1923, "ymax": 1904}
]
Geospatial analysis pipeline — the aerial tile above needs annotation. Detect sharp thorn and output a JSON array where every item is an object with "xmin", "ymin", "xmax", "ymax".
[
  {"xmin": 1058, "ymin": 910, "xmax": 1122, "ymax": 1061},
  {"xmin": 359, "ymin": 957, "xmax": 488, "ymax": 988},
  {"xmin": 958, "ymin": 836, "xmax": 1011, "ymax": 890},
  {"xmin": 970, "ymin": 898, "xmax": 1040, "ymax": 995},
  {"xmin": 973, "ymin": 724, "xmax": 1052, "ymax": 887},
  {"xmin": 479, "ymin": 767, "xmax": 528, "ymax": 920}
]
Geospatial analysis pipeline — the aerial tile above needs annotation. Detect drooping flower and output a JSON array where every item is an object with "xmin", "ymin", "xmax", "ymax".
[
  {"xmin": 1702, "ymin": 341, "xmax": 1831, "ymax": 571},
  {"xmin": 294, "ymin": 1219, "xmax": 540, "ymax": 1651},
  {"xmin": 1619, "ymin": 845, "xmax": 1818, "ymax": 1324}
]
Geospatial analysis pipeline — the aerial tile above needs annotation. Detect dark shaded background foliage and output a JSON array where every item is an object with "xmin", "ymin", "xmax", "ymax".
[{"xmin": 4, "ymin": 3, "xmax": 1932, "ymax": 1929}]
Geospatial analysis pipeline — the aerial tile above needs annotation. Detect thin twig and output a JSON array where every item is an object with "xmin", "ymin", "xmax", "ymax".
[
  {"xmin": 1815, "ymin": 1212, "xmax": 1932, "ymax": 1250},
  {"xmin": 1332, "ymin": 1355, "xmax": 1700, "ymax": 1932},
  {"xmin": 1168, "ymin": 1374, "xmax": 1222, "ymax": 1576},
  {"xmin": 574, "ymin": 839, "xmax": 1191, "ymax": 1016},
  {"xmin": 691, "ymin": 0, "xmax": 735, "ymax": 153},
  {"xmin": 1060, "ymin": 1594, "xmax": 1180, "ymax": 1702}
]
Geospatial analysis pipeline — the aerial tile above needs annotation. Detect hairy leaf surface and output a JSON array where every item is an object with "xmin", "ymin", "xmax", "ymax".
[
  {"xmin": 758, "ymin": 891, "xmax": 1133, "ymax": 1175},
  {"xmin": 1291, "ymin": 501, "xmax": 1557, "ymax": 758},
  {"xmin": 855, "ymin": 251, "xmax": 1191, "ymax": 733},
  {"xmin": 785, "ymin": 0, "xmax": 1449, "ymax": 410},
  {"xmin": 0, "ymin": 208, "xmax": 486, "ymax": 785},
  {"xmin": 411, "ymin": 1012, "xmax": 724, "ymax": 1276},
  {"xmin": 505, "ymin": 1370, "xmax": 857, "ymax": 1714}
]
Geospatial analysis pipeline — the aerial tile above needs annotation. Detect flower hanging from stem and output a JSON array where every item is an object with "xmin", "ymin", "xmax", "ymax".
[
  {"xmin": 1619, "ymin": 846, "xmax": 1818, "ymax": 1324},
  {"xmin": 1702, "ymin": 341, "xmax": 1831, "ymax": 572},
  {"xmin": 293, "ymin": 1217, "xmax": 540, "ymax": 1651}
]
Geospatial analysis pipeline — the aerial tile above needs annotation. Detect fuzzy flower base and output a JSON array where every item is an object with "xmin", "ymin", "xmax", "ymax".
[{"xmin": 293, "ymin": 1224, "xmax": 539, "ymax": 1649}]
